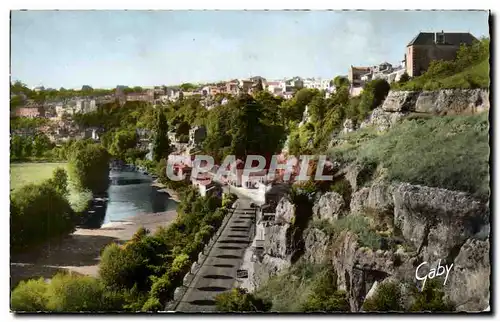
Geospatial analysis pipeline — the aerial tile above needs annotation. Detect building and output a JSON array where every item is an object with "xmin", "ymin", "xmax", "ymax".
[
  {"xmin": 15, "ymin": 101, "xmax": 45, "ymax": 118},
  {"xmin": 225, "ymin": 79, "xmax": 240, "ymax": 95},
  {"xmin": 405, "ymin": 31, "xmax": 478, "ymax": 77},
  {"xmin": 266, "ymin": 81, "xmax": 283, "ymax": 95},
  {"xmin": 239, "ymin": 79, "xmax": 254, "ymax": 94}
]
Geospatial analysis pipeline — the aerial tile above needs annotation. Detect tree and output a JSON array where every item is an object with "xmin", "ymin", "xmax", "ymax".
[
  {"xmin": 50, "ymin": 167, "xmax": 69, "ymax": 196},
  {"xmin": 68, "ymin": 143, "xmax": 110, "ymax": 194},
  {"xmin": 152, "ymin": 110, "xmax": 171, "ymax": 162},
  {"xmin": 398, "ymin": 72, "xmax": 410, "ymax": 83},
  {"xmin": 110, "ymin": 130, "xmax": 138, "ymax": 159},
  {"xmin": 32, "ymin": 133, "xmax": 54, "ymax": 157},
  {"xmin": 333, "ymin": 76, "xmax": 350, "ymax": 90}
]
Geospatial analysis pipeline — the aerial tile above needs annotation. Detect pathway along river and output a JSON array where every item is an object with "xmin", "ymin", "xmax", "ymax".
[{"xmin": 11, "ymin": 170, "xmax": 179, "ymax": 288}]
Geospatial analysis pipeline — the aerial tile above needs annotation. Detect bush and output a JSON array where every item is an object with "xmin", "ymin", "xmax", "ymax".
[
  {"xmin": 222, "ymin": 192, "xmax": 237, "ymax": 208},
  {"xmin": 68, "ymin": 143, "xmax": 110, "ymax": 194},
  {"xmin": 11, "ymin": 273, "xmax": 125, "ymax": 312},
  {"xmin": 409, "ymin": 279, "xmax": 455, "ymax": 312},
  {"xmin": 362, "ymin": 282, "xmax": 403, "ymax": 312},
  {"xmin": 215, "ymin": 288, "xmax": 271, "ymax": 312},
  {"xmin": 11, "ymin": 277, "xmax": 48, "ymax": 312},
  {"xmin": 10, "ymin": 181, "xmax": 75, "ymax": 251},
  {"xmin": 300, "ymin": 268, "xmax": 350, "ymax": 312},
  {"xmin": 99, "ymin": 243, "xmax": 148, "ymax": 291},
  {"xmin": 142, "ymin": 297, "xmax": 163, "ymax": 312},
  {"xmin": 148, "ymin": 273, "xmax": 173, "ymax": 306},
  {"xmin": 330, "ymin": 178, "xmax": 352, "ymax": 206}
]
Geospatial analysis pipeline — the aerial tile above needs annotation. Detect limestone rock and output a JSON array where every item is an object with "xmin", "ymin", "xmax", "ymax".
[
  {"xmin": 381, "ymin": 91, "xmax": 419, "ymax": 112},
  {"xmin": 263, "ymin": 224, "xmax": 291, "ymax": 259},
  {"xmin": 303, "ymin": 228, "xmax": 330, "ymax": 264},
  {"xmin": 445, "ymin": 238, "xmax": 490, "ymax": 312},
  {"xmin": 312, "ymin": 191, "xmax": 345, "ymax": 221},
  {"xmin": 392, "ymin": 183, "xmax": 489, "ymax": 263},
  {"xmin": 350, "ymin": 187, "xmax": 369, "ymax": 215},
  {"xmin": 275, "ymin": 197, "xmax": 295, "ymax": 224}
]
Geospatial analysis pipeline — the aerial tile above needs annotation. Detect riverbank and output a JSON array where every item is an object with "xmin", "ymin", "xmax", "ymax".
[
  {"xmin": 10, "ymin": 210, "xmax": 178, "ymax": 289},
  {"xmin": 152, "ymin": 180, "xmax": 181, "ymax": 202}
]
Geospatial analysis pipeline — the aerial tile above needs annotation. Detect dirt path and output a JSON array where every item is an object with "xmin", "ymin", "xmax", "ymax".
[{"xmin": 10, "ymin": 210, "xmax": 177, "ymax": 289}]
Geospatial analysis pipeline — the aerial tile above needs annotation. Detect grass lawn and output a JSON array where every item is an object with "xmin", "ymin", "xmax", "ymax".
[{"xmin": 10, "ymin": 162, "xmax": 93, "ymax": 212}]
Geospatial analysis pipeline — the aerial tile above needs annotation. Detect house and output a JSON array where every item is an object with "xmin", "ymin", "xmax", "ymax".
[
  {"xmin": 15, "ymin": 102, "xmax": 45, "ymax": 118},
  {"xmin": 405, "ymin": 31, "xmax": 478, "ymax": 77},
  {"xmin": 348, "ymin": 66, "xmax": 372, "ymax": 97},
  {"xmin": 239, "ymin": 79, "xmax": 254, "ymax": 94},
  {"xmin": 225, "ymin": 79, "xmax": 240, "ymax": 95},
  {"xmin": 266, "ymin": 81, "xmax": 283, "ymax": 95},
  {"xmin": 284, "ymin": 76, "xmax": 304, "ymax": 89}
]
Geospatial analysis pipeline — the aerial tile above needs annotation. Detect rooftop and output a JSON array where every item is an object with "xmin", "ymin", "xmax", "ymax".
[{"xmin": 407, "ymin": 31, "xmax": 477, "ymax": 46}]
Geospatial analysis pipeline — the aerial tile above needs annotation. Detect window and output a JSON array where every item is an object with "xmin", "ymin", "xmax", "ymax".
[{"xmin": 436, "ymin": 33, "xmax": 445, "ymax": 44}]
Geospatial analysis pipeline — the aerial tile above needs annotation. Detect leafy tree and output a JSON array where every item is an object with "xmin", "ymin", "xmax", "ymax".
[
  {"xmin": 358, "ymin": 79, "xmax": 390, "ymax": 121},
  {"xmin": 68, "ymin": 143, "xmax": 110, "ymax": 194},
  {"xmin": 49, "ymin": 167, "xmax": 69, "ymax": 196},
  {"xmin": 152, "ymin": 109, "xmax": 171, "ymax": 162},
  {"xmin": 32, "ymin": 133, "xmax": 54, "ymax": 157},
  {"xmin": 333, "ymin": 76, "xmax": 350, "ymax": 90},
  {"xmin": 10, "ymin": 181, "xmax": 75, "ymax": 250},
  {"xmin": 110, "ymin": 130, "xmax": 138, "ymax": 159}
]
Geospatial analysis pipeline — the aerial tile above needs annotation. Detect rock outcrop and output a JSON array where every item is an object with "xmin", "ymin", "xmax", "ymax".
[
  {"xmin": 361, "ymin": 89, "xmax": 489, "ymax": 131},
  {"xmin": 392, "ymin": 183, "xmax": 489, "ymax": 263},
  {"xmin": 312, "ymin": 191, "xmax": 344, "ymax": 221},
  {"xmin": 445, "ymin": 238, "xmax": 490, "ymax": 312}
]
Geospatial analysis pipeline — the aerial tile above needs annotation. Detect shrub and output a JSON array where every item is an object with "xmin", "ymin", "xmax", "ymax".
[
  {"xmin": 11, "ymin": 273, "xmax": 125, "ymax": 312},
  {"xmin": 142, "ymin": 297, "xmax": 163, "ymax": 312},
  {"xmin": 300, "ymin": 267, "xmax": 350, "ymax": 312},
  {"xmin": 409, "ymin": 279, "xmax": 455, "ymax": 312},
  {"xmin": 215, "ymin": 288, "xmax": 271, "ymax": 312},
  {"xmin": 10, "ymin": 181, "xmax": 75, "ymax": 250},
  {"xmin": 362, "ymin": 281, "xmax": 403, "ymax": 312},
  {"xmin": 99, "ymin": 243, "xmax": 148, "ymax": 291},
  {"xmin": 148, "ymin": 273, "xmax": 173, "ymax": 305},
  {"xmin": 10, "ymin": 277, "xmax": 48, "ymax": 312}
]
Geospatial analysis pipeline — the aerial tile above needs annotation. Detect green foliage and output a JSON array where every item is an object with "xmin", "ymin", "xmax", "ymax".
[
  {"xmin": 311, "ymin": 214, "xmax": 382, "ymax": 249},
  {"xmin": 11, "ymin": 273, "xmax": 125, "ymax": 312},
  {"xmin": 49, "ymin": 167, "xmax": 69, "ymax": 196},
  {"xmin": 10, "ymin": 132, "xmax": 55, "ymax": 161},
  {"xmin": 68, "ymin": 143, "xmax": 110, "ymax": 194},
  {"xmin": 153, "ymin": 109, "xmax": 171, "ymax": 162},
  {"xmin": 215, "ymin": 288, "xmax": 271, "ymax": 312},
  {"xmin": 10, "ymin": 180, "xmax": 75, "ymax": 251},
  {"xmin": 222, "ymin": 192, "xmax": 238, "ymax": 208},
  {"xmin": 110, "ymin": 129, "xmax": 138, "ymax": 159},
  {"xmin": 409, "ymin": 279, "xmax": 455, "ymax": 312},
  {"xmin": 300, "ymin": 268, "xmax": 350, "ymax": 312},
  {"xmin": 358, "ymin": 79, "xmax": 391, "ymax": 121},
  {"xmin": 333, "ymin": 76, "xmax": 350, "ymax": 90},
  {"xmin": 362, "ymin": 281, "xmax": 403, "ymax": 312},
  {"xmin": 330, "ymin": 113, "xmax": 489, "ymax": 200},
  {"xmin": 10, "ymin": 277, "xmax": 48, "ymax": 312},
  {"xmin": 256, "ymin": 261, "xmax": 345, "ymax": 312}
]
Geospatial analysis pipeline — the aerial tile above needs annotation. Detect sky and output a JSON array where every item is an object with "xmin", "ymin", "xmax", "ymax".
[{"xmin": 10, "ymin": 10, "xmax": 490, "ymax": 89}]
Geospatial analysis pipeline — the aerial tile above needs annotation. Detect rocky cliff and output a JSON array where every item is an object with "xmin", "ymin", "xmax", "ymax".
[
  {"xmin": 248, "ymin": 169, "xmax": 490, "ymax": 312},
  {"xmin": 360, "ymin": 89, "xmax": 490, "ymax": 131}
]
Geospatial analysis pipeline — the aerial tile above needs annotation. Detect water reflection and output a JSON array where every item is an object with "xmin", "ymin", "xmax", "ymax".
[{"xmin": 105, "ymin": 171, "xmax": 177, "ymax": 224}]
